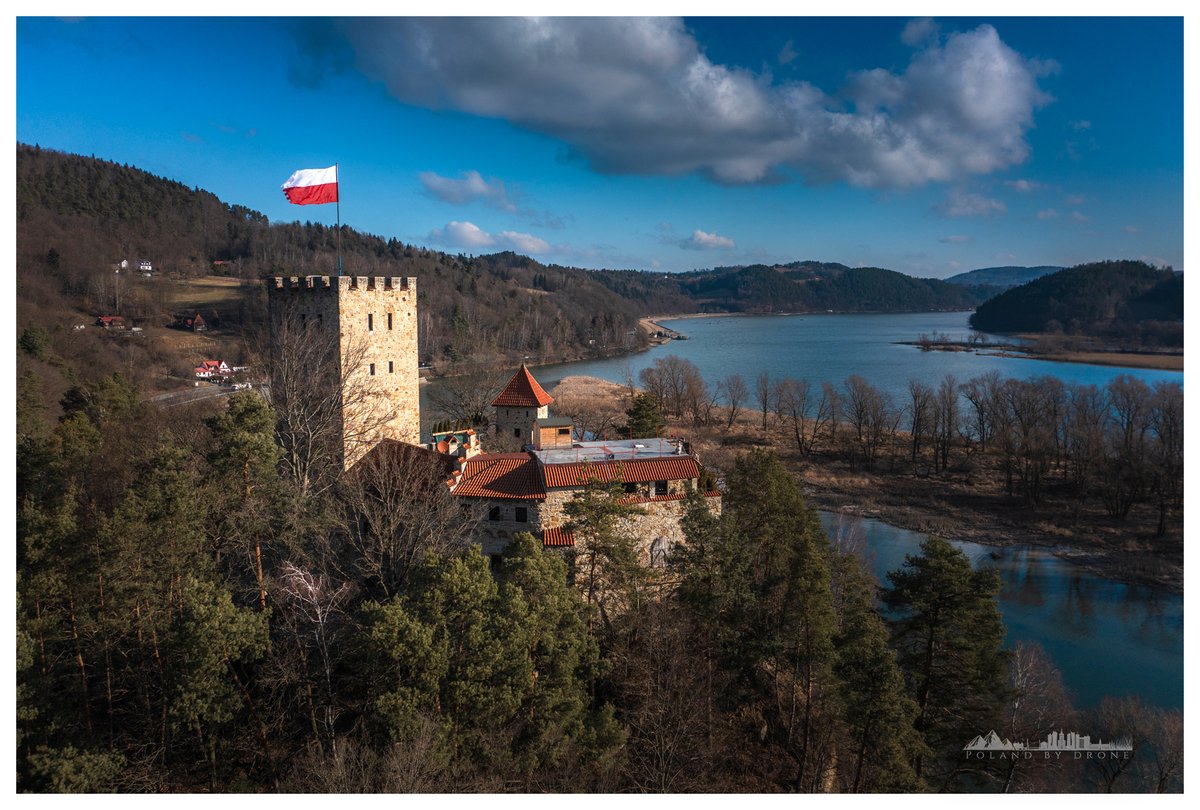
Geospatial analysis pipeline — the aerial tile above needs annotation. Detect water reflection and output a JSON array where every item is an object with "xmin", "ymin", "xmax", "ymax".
[{"xmin": 818, "ymin": 512, "xmax": 1182, "ymax": 710}]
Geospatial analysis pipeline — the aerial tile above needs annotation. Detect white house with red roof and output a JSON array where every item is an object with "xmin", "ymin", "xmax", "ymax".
[{"xmin": 194, "ymin": 359, "xmax": 231, "ymax": 379}]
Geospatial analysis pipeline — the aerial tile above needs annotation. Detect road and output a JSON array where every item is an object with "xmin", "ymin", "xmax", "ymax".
[{"xmin": 150, "ymin": 383, "xmax": 265, "ymax": 408}]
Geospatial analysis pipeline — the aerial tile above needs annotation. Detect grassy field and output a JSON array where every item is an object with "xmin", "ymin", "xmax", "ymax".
[{"xmin": 168, "ymin": 275, "xmax": 251, "ymax": 314}]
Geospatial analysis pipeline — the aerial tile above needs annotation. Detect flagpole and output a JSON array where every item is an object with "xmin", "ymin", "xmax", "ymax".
[{"xmin": 335, "ymin": 162, "xmax": 342, "ymax": 276}]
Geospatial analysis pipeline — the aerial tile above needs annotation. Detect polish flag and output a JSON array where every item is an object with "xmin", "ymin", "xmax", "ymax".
[{"xmin": 281, "ymin": 165, "xmax": 338, "ymax": 205}]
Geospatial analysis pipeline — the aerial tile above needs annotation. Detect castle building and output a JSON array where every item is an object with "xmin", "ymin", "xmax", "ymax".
[
  {"xmin": 267, "ymin": 276, "xmax": 419, "ymax": 469},
  {"xmin": 268, "ymin": 276, "xmax": 719, "ymax": 566},
  {"xmin": 490, "ymin": 364, "xmax": 553, "ymax": 445},
  {"xmin": 447, "ymin": 364, "xmax": 721, "ymax": 564}
]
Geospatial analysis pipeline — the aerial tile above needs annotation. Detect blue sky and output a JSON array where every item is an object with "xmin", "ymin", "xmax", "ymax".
[{"xmin": 15, "ymin": 15, "xmax": 1184, "ymax": 277}]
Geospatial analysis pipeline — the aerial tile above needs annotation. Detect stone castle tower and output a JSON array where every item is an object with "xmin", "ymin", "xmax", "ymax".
[
  {"xmin": 267, "ymin": 275, "xmax": 419, "ymax": 469},
  {"xmin": 491, "ymin": 363, "xmax": 554, "ymax": 445}
]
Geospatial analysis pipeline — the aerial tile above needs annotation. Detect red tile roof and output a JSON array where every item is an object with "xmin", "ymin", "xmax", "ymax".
[
  {"xmin": 541, "ymin": 457, "xmax": 702, "ymax": 489},
  {"xmin": 351, "ymin": 438, "xmax": 458, "ymax": 482},
  {"xmin": 452, "ymin": 453, "xmax": 546, "ymax": 500},
  {"xmin": 491, "ymin": 364, "xmax": 554, "ymax": 408},
  {"xmin": 541, "ymin": 526, "xmax": 576, "ymax": 547}
]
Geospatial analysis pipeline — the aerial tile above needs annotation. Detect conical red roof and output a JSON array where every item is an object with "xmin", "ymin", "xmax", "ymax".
[{"xmin": 492, "ymin": 364, "xmax": 554, "ymax": 408}]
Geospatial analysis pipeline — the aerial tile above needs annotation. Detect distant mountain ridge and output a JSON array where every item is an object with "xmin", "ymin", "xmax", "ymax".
[
  {"xmin": 944, "ymin": 265, "xmax": 1064, "ymax": 288},
  {"xmin": 656, "ymin": 260, "xmax": 989, "ymax": 314}
]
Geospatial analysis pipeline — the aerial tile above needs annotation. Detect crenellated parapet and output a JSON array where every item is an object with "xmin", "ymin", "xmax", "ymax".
[{"xmin": 269, "ymin": 275, "xmax": 413, "ymax": 293}]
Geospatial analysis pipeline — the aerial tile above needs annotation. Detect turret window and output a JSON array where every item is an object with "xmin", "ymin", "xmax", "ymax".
[
  {"xmin": 368, "ymin": 313, "xmax": 374, "ymax": 331},
  {"xmin": 387, "ymin": 312, "xmax": 393, "ymax": 330}
]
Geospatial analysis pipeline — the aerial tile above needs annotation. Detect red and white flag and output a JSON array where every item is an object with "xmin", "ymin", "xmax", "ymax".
[{"xmin": 281, "ymin": 165, "xmax": 338, "ymax": 205}]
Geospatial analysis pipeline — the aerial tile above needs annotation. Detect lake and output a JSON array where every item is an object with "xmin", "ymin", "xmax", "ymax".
[
  {"xmin": 820, "ymin": 513, "xmax": 1183, "ymax": 711},
  {"xmin": 527, "ymin": 311, "xmax": 1182, "ymax": 399}
]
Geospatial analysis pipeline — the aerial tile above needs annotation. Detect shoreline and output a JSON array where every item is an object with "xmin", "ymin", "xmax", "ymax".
[
  {"xmin": 806, "ymin": 490, "xmax": 1182, "ymax": 595},
  {"xmin": 899, "ymin": 340, "xmax": 1183, "ymax": 372}
]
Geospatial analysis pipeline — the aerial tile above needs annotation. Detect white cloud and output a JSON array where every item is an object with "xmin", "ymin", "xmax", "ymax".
[
  {"xmin": 1005, "ymin": 179, "xmax": 1043, "ymax": 192},
  {"xmin": 939, "ymin": 235, "xmax": 970, "ymax": 243},
  {"xmin": 1036, "ymin": 208, "xmax": 1059, "ymax": 220},
  {"xmin": 680, "ymin": 229, "xmax": 736, "ymax": 250},
  {"xmin": 324, "ymin": 18, "xmax": 1052, "ymax": 188},
  {"xmin": 498, "ymin": 230, "xmax": 551, "ymax": 253},
  {"xmin": 1123, "ymin": 225, "xmax": 1139, "ymax": 233},
  {"xmin": 937, "ymin": 190, "xmax": 1006, "ymax": 218},
  {"xmin": 1070, "ymin": 211, "xmax": 1090, "ymax": 223},
  {"xmin": 901, "ymin": 18, "xmax": 939, "ymax": 47},
  {"xmin": 427, "ymin": 220, "xmax": 549, "ymax": 254},
  {"xmin": 419, "ymin": 170, "xmax": 517, "ymax": 211},
  {"xmin": 1064, "ymin": 194, "xmax": 1085, "ymax": 206}
]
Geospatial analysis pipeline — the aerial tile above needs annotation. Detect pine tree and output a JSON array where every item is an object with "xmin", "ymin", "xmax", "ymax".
[
  {"xmin": 563, "ymin": 473, "xmax": 647, "ymax": 637},
  {"xmin": 362, "ymin": 542, "xmax": 621, "ymax": 787},
  {"xmin": 622, "ymin": 393, "xmax": 666, "ymax": 439},
  {"xmin": 675, "ymin": 450, "xmax": 840, "ymax": 790},
  {"xmin": 882, "ymin": 535, "xmax": 1010, "ymax": 789},
  {"xmin": 830, "ymin": 552, "xmax": 923, "ymax": 792}
]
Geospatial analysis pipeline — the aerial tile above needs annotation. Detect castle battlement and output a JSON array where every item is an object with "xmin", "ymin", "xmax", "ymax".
[{"xmin": 269, "ymin": 275, "xmax": 413, "ymax": 293}]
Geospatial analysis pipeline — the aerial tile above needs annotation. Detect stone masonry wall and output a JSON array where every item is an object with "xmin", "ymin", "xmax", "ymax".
[
  {"xmin": 337, "ymin": 276, "xmax": 420, "ymax": 467},
  {"xmin": 267, "ymin": 276, "xmax": 419, "ymax": 469}
]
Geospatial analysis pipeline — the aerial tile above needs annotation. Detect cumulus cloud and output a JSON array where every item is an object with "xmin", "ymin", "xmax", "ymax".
[
  {"xmin": 1123, "ymin": 225, "xmax": 1139, "ymax": 233},
  {"xmin": 1070, "ymin": 211, "xmax": 1090, "ymax": 222},
  {"xmin": 419, "ymin": 170, "xmax": 517, "ymax": 211},
  {"xmin": 316, "ymin": 18, "xmax": 1052, "ymax": 188},
  {"xmin": 1036, "ymin": 208, "xmax": 1059, "ymax": 220},
  {"xmin": 939, "ymin": 235, "xmax": 970, "ymax": 243},
  {"xmin": 937, "ymin": 190, "xmax": 1006, "ymax": 218},
  {"xmin": 1065, "ymin": 193, "xmax": 1085, "ymax": 206},
  {"xmin": 427, "ymin": 220, "xmax": 550, "ymax": 254},
  {"xmin": 901, "ymin": 18, "xmax": 939, "ymax": 47},
  {"xmin": 680, "ymin": 229, "xmax": 736, "ymax": 250}
]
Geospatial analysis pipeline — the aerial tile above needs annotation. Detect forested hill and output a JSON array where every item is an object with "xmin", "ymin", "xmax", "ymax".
[
  {"xmin": 968, "ymin": 260, "xmax": 1183, "ymax": 347},
  {"xmin": 661, "ymin": 261, "xmax": 989, "ymax": 313},
  {"xmin": 22, "ymin": 145, "xmax": 1063, "ymax": 366},
  {"xmin": 944, "ymin": 265, "xmax": 1063, "ymax": 289},
  {"xmin": 15, "ymin": 144, "xmax": 694, "ymax": 369}
]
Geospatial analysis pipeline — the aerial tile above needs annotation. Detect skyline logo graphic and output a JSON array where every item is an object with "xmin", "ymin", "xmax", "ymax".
[{"xmin": 963, "ymin": 729, "xmax": 1132, "ymax": 761}]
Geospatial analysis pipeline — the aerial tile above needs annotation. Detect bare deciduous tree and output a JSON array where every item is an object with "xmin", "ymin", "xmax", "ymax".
[
  {"xmin": 340, "ymin": 442, "xmax": 482, "ymax": 598},
  {"xmin": 258, "ymin": 299, "xmax": 393, "ymax": 498},
  {"xmin": 275, "ymin": 561, "xmax": 356, "ymax": 756},
  {"xmin": 717, "ymin": 373, "xmax": 748, "ymax": 430}
]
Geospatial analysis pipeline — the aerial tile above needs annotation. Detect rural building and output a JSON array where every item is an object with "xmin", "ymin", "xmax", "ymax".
[
  {"xmin": 96, "ymin": 315, "xmax": 125, "ymax": 329},
  {"xmin": 174, "ymin": 313, "xmax": 207, "ymax": 332},
  {"xmin": 194, "ymin": 359, "xmax": 230, "ymax": 378}
]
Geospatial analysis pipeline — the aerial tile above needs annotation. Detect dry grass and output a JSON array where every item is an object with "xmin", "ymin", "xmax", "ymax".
[
  {"xmin": 167, "ymin": 275, "xmax": 249, "ymax": 309},
  {"xmin": 1037, "ymin": 351, "xmax": 1183, "ymax": 371}
]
